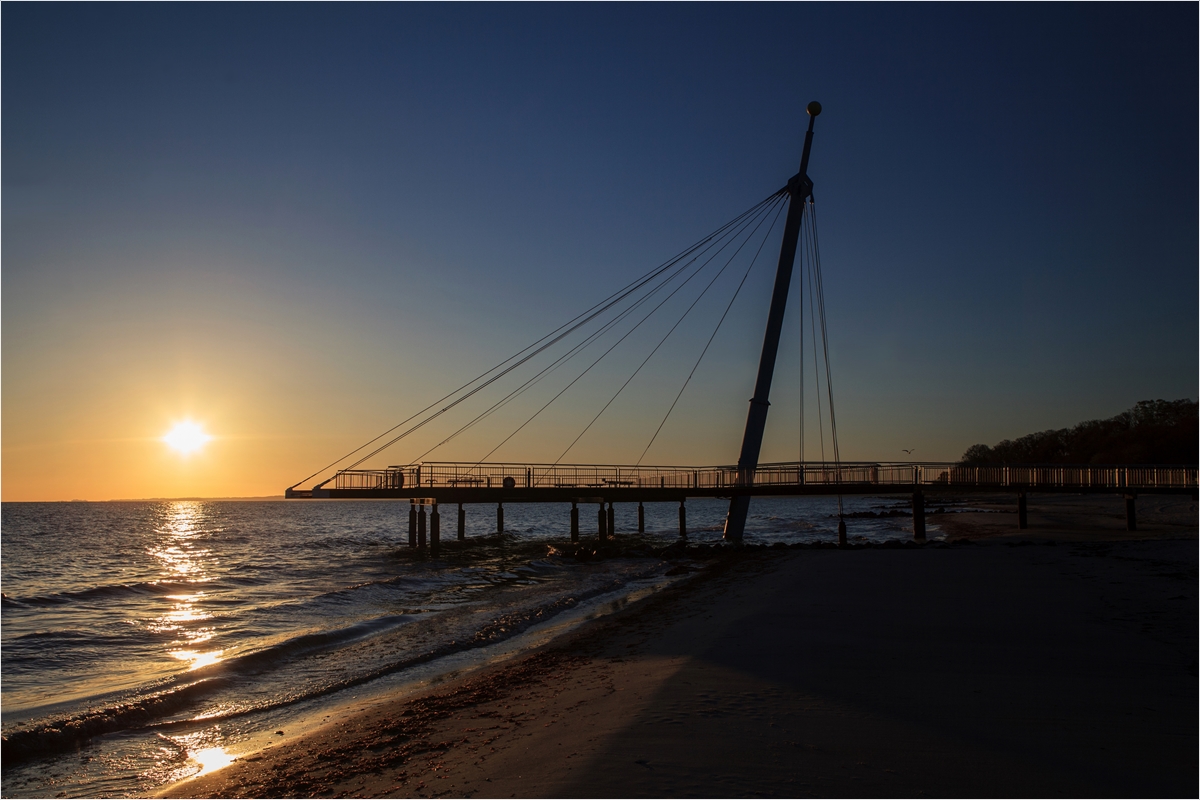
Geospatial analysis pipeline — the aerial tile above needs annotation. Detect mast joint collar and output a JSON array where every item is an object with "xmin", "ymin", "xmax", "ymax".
[{"xmin": 787, "ymin": 172, "xmax": 813, "ymax": 199}]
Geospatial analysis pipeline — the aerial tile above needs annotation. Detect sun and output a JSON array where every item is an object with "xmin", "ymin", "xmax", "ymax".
[{"xmin": 163, "ymin": 421, "xmax": 212, "ymax": 455}]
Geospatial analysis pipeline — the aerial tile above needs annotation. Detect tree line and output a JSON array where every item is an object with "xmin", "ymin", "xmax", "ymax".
[{"xmin": 960, "ymin": 399, "xmax": 1197, "ymax": 465}]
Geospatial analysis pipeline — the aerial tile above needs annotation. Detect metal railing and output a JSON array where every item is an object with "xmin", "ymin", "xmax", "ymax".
[
  {"xmin": 918, "ymin": 464, "xmax": 1198, "ymax": 490},
  {"xmin": 324, "ymin": 461, "xmax": 1197, "ymax": 492}
]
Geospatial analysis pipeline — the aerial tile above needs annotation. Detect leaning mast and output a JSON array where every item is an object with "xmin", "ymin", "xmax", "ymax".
[{"xmin": 722, "ymin": 100, "xmax": 822, "ymax": 541}]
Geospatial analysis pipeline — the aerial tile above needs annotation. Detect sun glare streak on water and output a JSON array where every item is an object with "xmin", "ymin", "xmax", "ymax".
[{"xmin": 146, "ymin": 504, "xmax": 223, "ymax": 669}]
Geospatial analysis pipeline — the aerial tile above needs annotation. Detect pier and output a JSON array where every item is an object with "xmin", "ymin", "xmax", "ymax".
[
  {"xmin": 285, "ymin": 102, "xmax": 1197, "ymax": 543},
  {"xmin": 286, "ymin": 459, "xmax": 1198, "ymax": 541}
]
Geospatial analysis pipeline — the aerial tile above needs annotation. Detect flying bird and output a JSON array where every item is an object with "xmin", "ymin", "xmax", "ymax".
[{"xmin": 901, "ymin": 448, "xmax": 915, "ymax": 455}]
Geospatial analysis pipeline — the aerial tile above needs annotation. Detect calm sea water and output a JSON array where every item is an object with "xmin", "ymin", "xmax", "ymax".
[{"xmin": 1, "ymin": 496, "xmax": 940, "ymax": 797}]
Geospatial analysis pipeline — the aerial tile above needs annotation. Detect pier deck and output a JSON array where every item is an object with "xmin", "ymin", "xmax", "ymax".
[{"xmin": 287, "ymin": 460, "xmax": 1198, "ymax": 502}]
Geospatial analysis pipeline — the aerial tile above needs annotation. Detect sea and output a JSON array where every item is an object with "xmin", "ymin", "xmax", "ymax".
[{"xmin": 1, "ymin": 496, "xmax": 943, "ymax": 797}]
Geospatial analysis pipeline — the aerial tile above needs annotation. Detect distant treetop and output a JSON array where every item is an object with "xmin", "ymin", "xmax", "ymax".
[{"xmin": 960, "ymin": 399, "xmax": 1198, "ymax": 465}]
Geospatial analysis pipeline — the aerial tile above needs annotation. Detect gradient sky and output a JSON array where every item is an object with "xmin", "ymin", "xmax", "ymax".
[{"xmin": 3, "ymin": 3, "xmax": 1196, "ymax": 501}]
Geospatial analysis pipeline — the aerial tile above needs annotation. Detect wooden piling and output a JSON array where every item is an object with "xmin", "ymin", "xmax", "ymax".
[
  {"xmin": 607, "ymin": 502, "xmax": 615, "ymax": 538},
  {"xmin": 638, "ymin": 501, "xmax": 645, "ymax": 533},
  {"xmin": 570, "ymin": 502, "xmax": 579, "ymax": 543},
  {"xmin": 408, "ymin": 502, "xmax": 417, "ymax": 548},
  {"xmin": 497, "ymin": 502, "xmax": 504, "ymax": 534},
  {"xmin": 912, "ymin": 490, "xmax": 926, "ymax": 542},
  {"xmin": 430, "ymin": 504, "xmax": 440, "ymax": 553},
  {"xmin": 457, "ymin": 502, "xmax": 465, "ymax": 540},
  {"xmin": 417, "ymin": 504, "xmax": 427, "ymax": 549},
  {"xmin": 679, "ymin": 499, "xmax": 687, "ymax": 539}
]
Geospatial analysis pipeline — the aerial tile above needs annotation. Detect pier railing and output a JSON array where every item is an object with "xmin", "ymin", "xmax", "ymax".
[{"xmin": 325, "ymin": 461, "xmax": 1197, "ymax": 493}]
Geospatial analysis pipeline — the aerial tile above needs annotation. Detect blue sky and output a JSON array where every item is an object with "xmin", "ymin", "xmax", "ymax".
[{"xmin": 3, "ymin": 3, "xmax": 1196, "ymax": 499}]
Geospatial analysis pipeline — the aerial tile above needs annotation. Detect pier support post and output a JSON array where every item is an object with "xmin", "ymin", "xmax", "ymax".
[
  {"xmin": 679, "ymin": 499, "xmax": 687, "ymax": 539},
  {"xmin": 598, "ymin": 503, "xmax": 608, "ymax": 540},
  {"xmin": 607, "ymin": 502, "xmax": 615, "ymax": 538},
  {"xmin": 418, "ymin": 504, "xmax": 427, "ymax": 549},
  {"xmin": 838, "ymin": 517, "xmax": 847, "ymax": 547},
  {"xmin": 638, "ymin": 501, "xmax": 645, "ymax": 533},
  {"xmin": 457, "ymin": 503, "xmax": 465, "ymax": 540},
  {"xmin": 1017, "ymin": 492, "xmax": 1028, "ymax": 529},
  {"xmin": 497, "ymin": 503, "xmax": 504, "ymax": 534},
  {"xmin": 912, "ymin": 490, "xmax": 926, "ymax": 542},
  {"xmin": 1124, "ymin": 493, "xmax": 1137, "ymax": 532},
  {"xmin": 570, "ymin": 502, "xmax": 579, "ymax": 543},
  {"xmin": 408, "ymin": 502, "xmax": 417, "ymax": 548},
  {"xmin": 430, "ymin": 504, "xmax": 440, "ymax": 553}
]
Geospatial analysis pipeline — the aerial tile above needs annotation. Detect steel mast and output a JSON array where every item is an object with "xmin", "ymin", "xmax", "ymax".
[{"xmin": 723, "ymin": 100, "xmax": 821, "ymax": 541}]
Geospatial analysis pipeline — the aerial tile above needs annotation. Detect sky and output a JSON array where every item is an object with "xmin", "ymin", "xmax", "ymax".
[{"xmin": 3, "ymin": 3, "xmax": 1196, "ymax": 501}]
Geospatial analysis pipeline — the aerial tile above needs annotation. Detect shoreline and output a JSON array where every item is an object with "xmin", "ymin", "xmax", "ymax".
[{"xmin": 159, "ymin": 494, "xmax": 1197, "ymax": 798}]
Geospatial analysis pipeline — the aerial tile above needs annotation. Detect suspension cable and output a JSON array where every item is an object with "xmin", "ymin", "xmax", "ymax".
[
  {"xmin": 411, "ymin": 199, "xmax": 774, "ymax": 463},
  {"xmin": 472, "ymin": 195, "xmax": 783, "ymax": 467},
  {"xmin": 799, "ymin": 196, "xmax": 842, "ymax": 525},
  {"xmin": 341, "ymin": 196, "xmax": 779, "ymax": 472},
  {"xmin": 798, "ymin": 221, "xmax": 805, "ymax": 466},
  {"xmin": 553, "ymin": 193, "xmax": 788, "ymax": 468},
  {"xmin": 636, "ymin": 196, "xmax": 789, "ymax": 465},
  {"xmin": 808, "ymin": 198, "xmax": 843, "ymax": 520},
  {"xmin": 806, "ymin": 206, "xmax": 827, "ymax": 467},
  {"xmin": 298, "ymin": 190, "xmax": 785, "ymax": 483}
]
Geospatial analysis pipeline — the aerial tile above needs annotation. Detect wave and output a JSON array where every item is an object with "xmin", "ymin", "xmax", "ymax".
[
  {"xmin": 193, "ymin": 614, "xmax": 416, "ymax": 679},
  {"xmin": 0, "ymin": 563, "xmax": 655, "ymax": 767},
  {"xmin": 0, "ymin": 612, "xmax": 416, "ymax": 765},
  {"xmin": 0, "ymin": 676, "xmax": 231, "ymax": 765},
  {"xmin": 5, "ymin": 579, "xmax": 222, "ymax": 608}
]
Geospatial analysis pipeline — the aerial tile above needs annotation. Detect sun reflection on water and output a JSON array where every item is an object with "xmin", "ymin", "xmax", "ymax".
[
  {"xmin": 170, "ymin": 649, "xmax": 226, "ymax": 670},
  {"xmin": 191, "ymin": 746, "xmax": 235, "ymax": 776},
  {"xmin": 159, "ymin": 731, "xmax": 238, "ymax": 783},
  {"xmin": 149, "ymin": 502, "xmax": 223, "ymax": 672}
]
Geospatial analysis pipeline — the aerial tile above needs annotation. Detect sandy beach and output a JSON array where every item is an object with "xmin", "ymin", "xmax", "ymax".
[{"xmin": 162, "ymin": 495, "xmax": 1197, "ymax": 798}]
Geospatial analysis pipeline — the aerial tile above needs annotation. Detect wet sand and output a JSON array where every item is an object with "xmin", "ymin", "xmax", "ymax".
[
  {"xmin": 929, "ymin": 491, "xmax": 1197, "ymax": 542},
  {"xmin": 162, "ymin": 495, "xmax": 1197, "ymax": 798}
]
